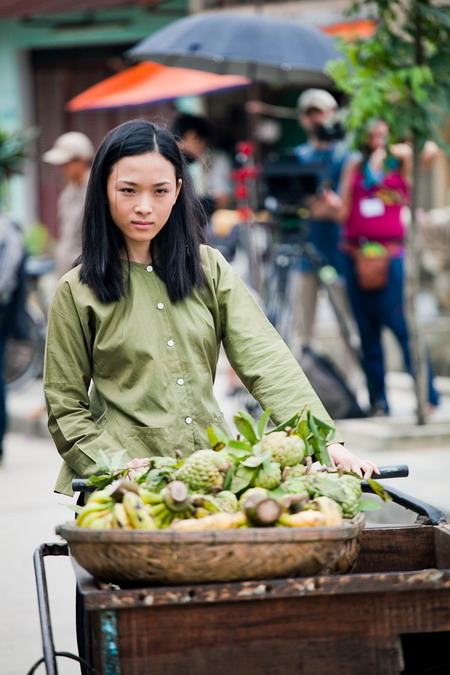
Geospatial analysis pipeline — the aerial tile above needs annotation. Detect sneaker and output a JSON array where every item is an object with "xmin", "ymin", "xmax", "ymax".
[{"xmin": 368, "ymin": 402, "xmax": 390, "ymax": 417}]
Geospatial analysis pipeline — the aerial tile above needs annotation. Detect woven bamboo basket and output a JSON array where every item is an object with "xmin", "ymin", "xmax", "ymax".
[{"xmin": 56, "ymin": 513, "xmax": 365, "ymax": 586}]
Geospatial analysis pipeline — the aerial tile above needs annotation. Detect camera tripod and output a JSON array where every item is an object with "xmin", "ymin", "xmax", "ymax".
[{"xmin": 260, "ymin": 220, "xmax": 363, "ymax": 366}]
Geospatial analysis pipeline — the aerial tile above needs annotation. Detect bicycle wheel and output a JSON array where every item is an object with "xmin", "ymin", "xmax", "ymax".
[{"xmin": 6, "ymin": 304, "xmax": 46, "ymax": 391}]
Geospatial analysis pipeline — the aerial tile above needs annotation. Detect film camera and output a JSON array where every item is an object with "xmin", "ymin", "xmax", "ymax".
[{"xmin": 260, "ymin": 152, "xmax": 324, "ymax": 217}]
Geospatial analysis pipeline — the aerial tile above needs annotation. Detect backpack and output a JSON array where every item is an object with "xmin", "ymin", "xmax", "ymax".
[{"xmin": 299, "ymin": 346, "xmax": 365, "ymax": 419}]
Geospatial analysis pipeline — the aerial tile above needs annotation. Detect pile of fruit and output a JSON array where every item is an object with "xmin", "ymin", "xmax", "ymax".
[{"xmin": 75, "ymin": 408, "xmax": 387, "ymax": 531}]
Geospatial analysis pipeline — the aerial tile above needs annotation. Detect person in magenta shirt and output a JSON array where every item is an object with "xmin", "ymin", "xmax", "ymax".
[{"xmin": 337, "ymin": 118, "xmax": 440, "ymax": 416}]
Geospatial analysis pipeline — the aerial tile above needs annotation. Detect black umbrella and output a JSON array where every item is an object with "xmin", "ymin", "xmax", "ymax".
[{"xmin": 127, "ymin": 12, "xmax": 341, "ymax": 86}]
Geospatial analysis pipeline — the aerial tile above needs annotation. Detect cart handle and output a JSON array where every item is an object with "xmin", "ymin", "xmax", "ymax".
[
  {"xmin": 28, "ymin": 542, "xmax": 98, "ymax": 675},
  {"xmin": 371, "ymin": 464, "xmax": 409, "ymax": 479},
  {"xmin": 71, "ymin": 464, "xmax": 410, "ymax": 494},
  {"xmin": 361, "ymin": 482, "xmax": 448, "ymax": 525}
]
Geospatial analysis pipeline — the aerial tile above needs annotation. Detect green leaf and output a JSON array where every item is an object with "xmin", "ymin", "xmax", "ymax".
[
  {"xmin": 222, "ymin": 466, "xmax": 234, "ymax": 492},
  {"xmin": 233, "ymin": 412, "xmax": 259, "ymax": 445},
  {"xmin": 207, "ymin": 425, "xmax": 229, "ymax": 450},
  {"xmin": 309, "ymin": 437, "xmax": 333, "ymax": 467},
  {"xmin": 86, "ymin": 474, "xmax": 116, "ymax": 489},
  {"xmin": 230, "ymin": 466, "xmax": 256, "ymax": 494},
  {"xmin": 296, "ymin": 419, "xmax": 311, "ymax": 443},
  {"xmin": 228, "ymin": 439, "xmax": 253, "ymax": 452},
  {"xmin": 365, "ymin": 479, "xmax": 393, "ymax": 502},
  {"xmin": 257, "ymin": 408, "xmax": 272, "ymax": 438},
  {"xmin": 270, "ymin": 411, "xmax": 301, "ymax": 433},
  {"xmin": 307, "ymin": 410, "xmax": 319, "ymax": 437},
  {"xmin": 242, "ymin": 455, "xmax": 266, "ymax": 469},
  {"xmin": 95, "ymin": 449, "xmax": 114, "ymax": 473},
  {"xmin": 310, "ymin": 477, "xmax": 348, "ymax": 502},
  {"xmin": 267, "ymin": 487, "xmax": 285, "ymax": 498},
  {"xmin": 110, "ymin": 449, "xmax": 129, "ymax": 471},
  {"xmin": 358, "ymin": 499, "xmax": 382, "ymax": 512}
]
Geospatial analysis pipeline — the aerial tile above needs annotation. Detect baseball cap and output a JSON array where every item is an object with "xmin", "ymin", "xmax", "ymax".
[
  {"xmin": 42, "ymin": 132, "xmax": 94, "ymax": 165},
  {"xmin": 297, "ymin": 89, "xmax": 338, "ymax": 113}
]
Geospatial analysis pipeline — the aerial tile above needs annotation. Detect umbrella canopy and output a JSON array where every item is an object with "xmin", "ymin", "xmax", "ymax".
[
  {"xmin": 66, "ymin": 61, "xmax": 251, "ymax": 111},
  {"xmin": 127, "ymin": 12, "xmax": 342, "ymax": 86}
]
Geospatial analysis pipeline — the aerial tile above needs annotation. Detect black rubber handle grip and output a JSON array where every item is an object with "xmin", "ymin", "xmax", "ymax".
[{"xmin": 374, "ymin": 464, "xmax": 409, "ymax": 479}]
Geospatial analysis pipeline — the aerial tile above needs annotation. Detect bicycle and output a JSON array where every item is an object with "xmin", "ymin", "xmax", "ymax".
[{"xmin": 6, "ymin": 255, "xmax": 53, "ymax": 391}]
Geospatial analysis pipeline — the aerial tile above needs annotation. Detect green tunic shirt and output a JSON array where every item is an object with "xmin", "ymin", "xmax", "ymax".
[{"xmin": 44, "ymin": 245, "xmax": 342, "ymax": 495}]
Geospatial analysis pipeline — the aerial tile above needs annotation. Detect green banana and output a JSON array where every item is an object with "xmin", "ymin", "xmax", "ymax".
[
  {"xmin": 122, "ymin": 491, "xmax": 156, "ymax": 529},
  {"xmin": 190, "ymin": 494, "xmax": 222, "ymax": 514},
  {"xmin": 148, "ymin": 502, "xmax": 175, "ymax": 529},
  {"xmin": 77, "ymin": 500, "xmax": 114, "ymax": 519},
  {"xmin": 85, "ymin": 489, "xmax": 116, "ymax": 506},
  {"xmin": 138, "ymin": 487, "xmax": 164, "ymax": 505}
]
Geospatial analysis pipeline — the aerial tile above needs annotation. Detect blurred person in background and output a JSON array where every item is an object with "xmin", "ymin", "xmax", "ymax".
[
  {"xmin": 172, "ymin": 113, "xmax": 239, "ymax": 262},
  {"xmin": 288, "ymin": 89, "xmax": 352, "ymax": 355},
  {"xmin": 42, "ymin": 131, "xmax": 94, "ymax": 278},
  {"xmin": 247, "ymin": 90, "xmax": 360, "ymax": 390},
  {"xmin": 171, "ymin": 113, "xmax": 234, "ymax": 218},
  {"xmin": 0, "ymin": 213, "xmax": 28, "ymax": 463},
  {"xmin": 336, "ymin": 118, "xmax": 440, "ymax": 416}
]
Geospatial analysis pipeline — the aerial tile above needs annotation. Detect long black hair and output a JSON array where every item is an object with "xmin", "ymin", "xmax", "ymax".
[{"xmin": 79, "ymin": 119, "xmax": 207, "ymax": 303}]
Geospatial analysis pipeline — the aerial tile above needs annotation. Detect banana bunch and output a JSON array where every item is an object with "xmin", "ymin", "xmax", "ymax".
[
  {"xmin": 76, "ymin": 482, "xmax": 157, "ymax": 530},
  {"xmin": 76, "ymin": 489, "xmax": 115, "ymax": 529}
]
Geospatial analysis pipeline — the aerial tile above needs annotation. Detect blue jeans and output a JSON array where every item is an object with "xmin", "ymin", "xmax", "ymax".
[
  {"xmin": 0, "ymin": 308, "xmax": 7, "ymax": 452},
  {"xmin": 343, "ymin": 254, "xmax": 440, "ymax": 410}
]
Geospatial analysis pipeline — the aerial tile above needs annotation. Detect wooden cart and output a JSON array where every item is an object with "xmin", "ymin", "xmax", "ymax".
[{"xmin": 31, "ymin": 473, "xmax": 450, "ymax": 675}]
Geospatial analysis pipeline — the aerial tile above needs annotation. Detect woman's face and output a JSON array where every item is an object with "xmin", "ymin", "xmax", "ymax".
[
  {"xmin": 106, "ymin": 151, "xmax": 182, "ymax": 259},
  {"xmin": 366, "ymin": 121, "xmax": 389, "ymax": 151}
]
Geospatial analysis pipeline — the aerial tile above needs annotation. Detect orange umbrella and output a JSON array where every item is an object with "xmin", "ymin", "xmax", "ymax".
[
  {"xmin": 67, "ymin": 61, "xmax": 251, "ymax": 111},
  {"xmin": 321, "ymin": 19, "xmax": 378, "ymax": 41}
]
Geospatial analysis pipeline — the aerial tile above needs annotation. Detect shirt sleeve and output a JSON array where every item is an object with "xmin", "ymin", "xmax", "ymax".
[
  {"xmin": 211, "ymin": 250, "xmax": 344, "ymax": 440},
  {"xmin": 44, "ymin": 275, "xmax": 126, "ymax": 479}
]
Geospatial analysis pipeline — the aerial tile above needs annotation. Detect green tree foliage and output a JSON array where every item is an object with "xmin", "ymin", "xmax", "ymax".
[
  {"xmin": 326, "ymin": 0, "xmax": 450, "ymax": 424},
  {"xmin": 327, "ymin": 0, "xmax": 450, "ymax": 149}
]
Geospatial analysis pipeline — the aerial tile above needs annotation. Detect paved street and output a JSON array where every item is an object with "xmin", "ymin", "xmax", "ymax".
[{"xmin": 1, "ymin": 358, "xmax": 450, "ymax": 675}]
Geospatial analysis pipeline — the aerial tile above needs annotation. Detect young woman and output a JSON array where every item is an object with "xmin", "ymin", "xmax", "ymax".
[
  {"xmin": 338, "ymin": 118, "xmax": 440, "ymax": 416},
  {"xmin": 44, "ymin": 119, "xmax": 377, "ymax": 496}
]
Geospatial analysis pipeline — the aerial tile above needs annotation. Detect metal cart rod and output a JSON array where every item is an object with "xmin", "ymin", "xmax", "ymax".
[
  {"xmin": 29, "ymin": 542, "xmax": 98, "ymax": 675},
  {"xmin": 361, "ymin": 482, "xmax": 448, "ymax": 525}
]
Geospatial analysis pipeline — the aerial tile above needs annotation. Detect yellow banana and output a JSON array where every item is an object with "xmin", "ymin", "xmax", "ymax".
[
  {"xmin": 77, "ymin": 508, "xmax": 114, "ymax": 529},
  {"xmin": 78, "ymin": 499, "xmax": 114, "ymax": 516},
  {"xmin": 170, "ymin": 512, "xmax": 247, "ymax": 531},
  {"xmin": 122, "ymin": 491, "xmax": 157, "ymax": 529},
  {"xmin": 278, "ymin": 511, "xmax": 327, "ymax": 527},
  {"xmin": 308, "ymin": 496, "xmax": 343, "ymax": 527},
  {"xmin": 111, "ymin": 503, "xmax": 132, "ymax": 529}
]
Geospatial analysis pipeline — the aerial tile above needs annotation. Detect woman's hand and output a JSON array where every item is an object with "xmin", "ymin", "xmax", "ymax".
[
  {"xmin": 327, "ymin": 443, "xmax": 379, "ymax": 479},
  {"xmin": 389, "ymin": 142, "xmax": 412, "ymax": 162}
]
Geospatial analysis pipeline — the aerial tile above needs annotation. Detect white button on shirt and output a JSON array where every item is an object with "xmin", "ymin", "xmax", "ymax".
[
  {"xmin": 177, "ymin": 378, "xmax": 184, "ymax": 385},
  {"xmin": 185, "ymin": 417, "xmax": 192, "ymax": 424},
  {"xmin": 146, "ymin": 265, "xmax": 153, "ymax": 272},
  {"xmin": 156, "ymin": 302, "xmax": 164, "ymax": 310},
  {"xmin": 167, "ymin": 340, "xmax": 174, "ymax": 347}
]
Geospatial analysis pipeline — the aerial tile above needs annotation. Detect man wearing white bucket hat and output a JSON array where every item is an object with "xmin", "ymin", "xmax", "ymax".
[{"xmin": 43, "ymin": 132, "xmax": 95, "ymax": 278}]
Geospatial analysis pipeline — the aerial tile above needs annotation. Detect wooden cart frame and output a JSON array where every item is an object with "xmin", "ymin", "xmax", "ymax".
[{"xmin": 29, "ymin": 473, "xmax": 450, "ymax": 675}]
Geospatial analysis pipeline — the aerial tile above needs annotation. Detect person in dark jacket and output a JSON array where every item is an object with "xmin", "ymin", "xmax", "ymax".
[{"xmin": 0, "ymin": 212, "xmax": 29, "ymax": 462}]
